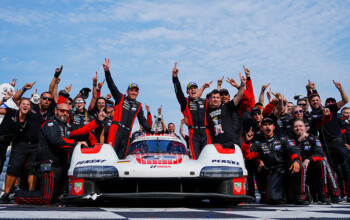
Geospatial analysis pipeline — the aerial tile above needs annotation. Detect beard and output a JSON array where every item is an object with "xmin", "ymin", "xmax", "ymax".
[{"xmin": 55, "ymin": 114, "xmax": 68, "ymax": 123}]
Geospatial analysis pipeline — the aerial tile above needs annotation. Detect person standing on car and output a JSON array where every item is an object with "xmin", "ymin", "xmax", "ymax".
[
  {"xmin": 206, "ymin": 72, "xmax": 246, "ymax": 148},
  {"xmin": 103, "ymin": 58, "xmax": 153, "ymax": 159},
  {"xmin": 14, "ymin": 103, "xmax": 105, "ymax": 204},
  {"xmin": 172, "ymin": 62, "xmax": 212, "ymax": 159}
]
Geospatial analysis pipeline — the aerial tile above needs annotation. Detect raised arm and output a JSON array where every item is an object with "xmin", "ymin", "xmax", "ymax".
[
  {"xmin": 103, "ymin": 58, "xmax": 123, "ymax": 104},
  {"xmin": 243, "ymin": 65, "xmax": 255, "ymax": 107},
  {"xmin": 259, "ymin": 83, "xmax": 270, "ymax": 106},
  {"xmin": 217, "ymin": 76, "xmax": 224, "ymax": 91},
  {"xmin": 12, "ymin": 82, "xmax": 36, "ymax": 105},
  {"xmin": 231, "ymin": 72, "xmax": 246, "ymax": 106},
  {"xmin": 137, "ymin": 105, "xmax": 154, "ymax": 134},
  {"xmin": 179, "ymin": 118, "xmax": 187, "ymax": 140},
  {"xmin": 172, "ymin": 62, "xmax": 187, "ymax": 111},
  {"xmin": 272, "ymin": 92, "xmax": 283, "ymax": 119},
  {"xmin": 196, "ymin": 81, "xmax": 212, "ymax": 98},
  {"xmin": 333, "ymin": 80, "xmax": 349, "ymax": 109},
  {"xmin": 88, "ymin": 72, "xmax": 98, "ymax": 111}
]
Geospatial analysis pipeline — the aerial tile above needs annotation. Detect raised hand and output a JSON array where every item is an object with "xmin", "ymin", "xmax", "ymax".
[
  {"xmin": 55, "ymin": 77, "xmax": 61, "ymax": 84},
  {"xmin": 308, "ymin": 80, "xmax": 316, "ymax": 90},
  {"xmin": 54, "ymin": 65, "xmax": 63, "ymax": 78},
  {"xmin": 203, "ymin": 81, "xmax": 213, "ymax": 88},
  {"xmin": 217, "ymin": 76, "xmax": 224, "ymax": 86},
  {"xmin": 105, "ymin": 93, "xmax": 112, "ymax": 100},
  {"xmin": 93, "ymin": 72, "xmax": 98, "ymax": 85},
  {"xmin": 31, "ymin": 89, "xmax": 37, "ymax": 98},
  {"xmin": 261, "ymin": 83, "xmax": 270, "ymax": 91},
  {"xmin": 333, "ymin": 80, "xmax": 342, "ymax": 90},
  {"xmin": 181, "ymin": 117, "xmax": 189, "ymax": 125},
  {"xmin": 172, "ymin": 62, "xmax": 179, "ymax": 77},
  {"xmin": 245, "ymin": 127, "xmax": 254, "ymax": 142},
  {"xmin": 103, "ymin": 58, "xmax": 110, "ymax": 72},
  {"xmin": 10, "ymin": 78, "xmax": 17, "ymax": 87},
  {"xmin": 158, "ymin": 105, "xmax": 162, "ymax": 115},
  {"xmin": 98, "ymin": 79, "xmax": 105, "ymax": 90},
  {"xmin": 239, "ymin": 71, "xmax": 247, "ymax": 87},
  {"xmin": 65, "ymin": 84, "xmax": 72, "ymax": 93},
  {"xmin": 24, "ymin": 81, "xmax": 36, "ymax": 90},
  {"xmin": 145, "ymin": 103, "xmax": 150, "ymax": 112},
  {"xmin": 243, "ymin": 65, "xmax": 250, "ymax": 78},
  {"xmin": 226, "ymin": 77, "xmax": 239, "ymax": 89},
  {"xmin": 271, "ymin": 92, "xmax": 283, "ymax": 101}
]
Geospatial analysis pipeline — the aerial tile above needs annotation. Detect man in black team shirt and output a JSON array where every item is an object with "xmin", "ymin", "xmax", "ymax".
[
  {"xmin": 309, "ymin": 80, "xmax": 349, "ymax": 201},
  {"xmin": 206, "ymin": 72, "xmax": 246, "ymax": 148},
  {"xmin": 103, "ymin": 58, "xmax": 153, "ymax": 159},
  {"xmin": 172, "ymin": 62, "xmax": 212, "ymax": 159}
]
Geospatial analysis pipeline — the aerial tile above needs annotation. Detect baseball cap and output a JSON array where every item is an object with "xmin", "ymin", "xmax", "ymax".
[
  {"xmin": 79, "ymin": 88, "xmax": 91, "ymax": 99},
  {"xmin": 220, "ymin": 89, "xmax": 229, "ymax": 96},
  {"xmin": 251, "ymin": 106, "xmax": 262, "ymax": 116},
  {"xmin": 261, "ymin": 117, "xmax": 274, "ymax": 125},
  {"xmin": 128, "ymin": 83, "xmax": 139, "ymax": 90},
  {"xmin": 187, "ymin": 82, "xmax": 198, "ymax": 90}
]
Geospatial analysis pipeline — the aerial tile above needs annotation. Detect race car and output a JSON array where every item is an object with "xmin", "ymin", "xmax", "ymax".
[{"xmin": 66, "ymin": 134, "xmax": 253, "ymax": 205}]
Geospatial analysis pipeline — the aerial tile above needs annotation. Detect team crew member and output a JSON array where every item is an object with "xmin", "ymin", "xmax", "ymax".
[
  {"xmin": 172, "ymin": 62, "xmax": 211, "ymax": 159},
  {"xmin": 103, "ymin": 58, "xmax": 153, "ymax": 159},
  {"xmin": 100, "ymin": 99, "xmax": 114, "ymax": 143},
  {"xmin": 0, "ymin": 91, "xmax": 21, "ymax": 175},
  {"xmin": 309, "ymin": 80, "xmax": 350, "ymax": 200},
  {"xmin": 286, "ymin": 105, "xmax": 332, "ymax": 137},
  {"xmin": 206, "ymin": 72, "xmax": 246, "ymax": 147},
  {"xmin": 242, "ymin": 117, "xmax": 307, "ymax": 205},
  {"xmin": 14, "ymin": 103, "xmax": 105, "ymax": 204},
  {"xmin": 292, "ymin": 119, "xmax": 330, "ymax": 204},
  {"xmin": 0, "ymin": 98, "xmax": 31, "ymax": 203}
]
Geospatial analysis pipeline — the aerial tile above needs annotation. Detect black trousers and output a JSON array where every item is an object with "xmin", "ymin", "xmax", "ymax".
[
  {"xmin": 306, "ymin": 160, "xmax": 327, "ymax": 200},
  {"xmin": 259, "ymin": 161, "xmax": 306, "ymax": 204},
  {"xmin": 188, "ymin": 128, "xmax": 210, "ymax": 159},
  {"xmin": 0, "ymin": 141, "xmax": 10, "ymax": 175},
  {"xmin": 14, "ymin": 165, "xmax": 64, "ymax": 204},
  {"xmin": 325, "ymin": 139, "xmax": 350, "ymax": 196}
]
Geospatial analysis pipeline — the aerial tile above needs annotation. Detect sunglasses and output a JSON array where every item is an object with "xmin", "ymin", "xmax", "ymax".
[
  {"xmin": 106, "ymin": 104, "xmax": 113, "ymax": 107},
  {"xmin": 57, "ymin": 109, "xmax": 70, "ymax": 114},
  {"xmin": 252, "ymin": 112, "xmax": 261, "ymax": 116},
  {"xmin": 75, "ymin": 100, "xmax": 85, "ymax": 104},
  {"xmin": 67, "ymin": 102, "xmax": 72, "ymax": 105},
  {"xmin": 294, "ymin": 110, "xmax": 303, "ymax": 114},
  {"xmin": 42, "ymin": 97, "xmax": 53, "ymax": 101},
  {"xmin": 298, "ymin": 103, "xmax": 307, "ymax": 106}
]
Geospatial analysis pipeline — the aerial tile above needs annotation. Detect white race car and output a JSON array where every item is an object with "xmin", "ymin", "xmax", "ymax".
[{"xmin": 66, "ymin": 134, "xmax": 253, "ymax": 205}]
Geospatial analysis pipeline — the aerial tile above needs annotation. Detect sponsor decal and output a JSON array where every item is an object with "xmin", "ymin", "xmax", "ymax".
[
  {"xmin": 143, "ymin": 155, "xmax": 176, "ymax": 160},
  {"xmin": 48, "ymin": 122, "xmax": 54, "ymax": 127},
  {"xmin": 316, "ymin": 140, "xmax": 322, "ymax": 147},
  {"xmin": 304, "ymin": 145, "xmax": 311, "ymax": 150},
  {"xmin": 234, "ymin": 182, "xmax": 242, "ymax": 193},
  {"xmin": 150, "ymin": 165, "xmax": 171, "ymax": 168},
  {"xmin": 212, "ymin": 159, "xmax": 240, "ymax": 166},
  {"xmin": 289, "ymin": 141, "xmax": 295, "ymax": 146},
  {"xmin": 76, "ymin": 159, "xmax": 106, "ymax": 165},
  {"xmin": 74, "ymin": 182, "xmax": 83, "ymax": 194},
  {"xmin": 116, "ymin": 161, "xmax": 130, "ymax": 164},
  {"xmin": 275, "ymin": 145, "xmax": 281, "ymax": 150}
]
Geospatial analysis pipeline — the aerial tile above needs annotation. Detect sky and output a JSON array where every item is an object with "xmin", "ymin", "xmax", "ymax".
[{"xmin": 1, "ymin": 0, "xmax": 350, "ymax": 132}]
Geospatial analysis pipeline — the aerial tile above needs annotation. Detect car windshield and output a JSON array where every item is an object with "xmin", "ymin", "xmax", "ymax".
[{"xmin": 127, "ymin": 139, "xmax": 187, "ymax": 155}]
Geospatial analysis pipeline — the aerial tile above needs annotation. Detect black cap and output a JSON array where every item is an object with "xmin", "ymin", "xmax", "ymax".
[
  {"xmin": 261, "ymin": 117, "xmax": 274, "ymax": 125},
  {"xmin": 251, "ymin": 106, "xmax": 261, "ymax": 116},
  {"xmin": 106, "ymin": 99, "xmax": 114, "ymax": 106},
  {"xmin": 220, "ymin": 89, "xmax": 229, "ymax": 95},
  {"xmin": 325, "ymin": 97, "xmax": 336, "ymax": 104},
  {"xmin": 79, "ymin": 88, "xmax": 91, "ymax": 99}
]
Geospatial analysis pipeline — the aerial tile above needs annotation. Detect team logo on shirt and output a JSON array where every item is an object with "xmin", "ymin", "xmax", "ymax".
[
  {"xmin": 304, "ymin": 145, "xmax": 311, "ymax": 150},
  {"xmin": 316, "ymin": 140, "xmax": 322, "ymax": 147},
  {"xmin": 47, "ymin": 122, "xmax": 54, "ymax": 127},
  {"xmin": 275, "ymin": 145, "xmax": 281, "ymax": 150}
]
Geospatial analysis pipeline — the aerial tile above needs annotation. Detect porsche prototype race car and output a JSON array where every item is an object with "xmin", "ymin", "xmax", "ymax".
[{"xmin": 66, "ymin": 134, "xmax": 253, "ymax": 205}]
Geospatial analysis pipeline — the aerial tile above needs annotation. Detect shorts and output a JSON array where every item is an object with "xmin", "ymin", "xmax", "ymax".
[{"xmin": 7, "ymin": 142, "xmax": 38, "ymax": 177}]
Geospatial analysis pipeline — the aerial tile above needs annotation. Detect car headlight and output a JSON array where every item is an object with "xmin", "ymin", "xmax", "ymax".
[
  {"xmin": 200, "ymin": 166, "xmax": 243, "ymax": 178},
  {"xmin": 73, "ymin": 166, "xmax": 119, "ymax": 179}
]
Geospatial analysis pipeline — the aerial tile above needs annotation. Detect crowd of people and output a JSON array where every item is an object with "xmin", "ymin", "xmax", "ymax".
[{"xmin": 0, "ymin": 58, "xmax": 349, "ymax": 206}]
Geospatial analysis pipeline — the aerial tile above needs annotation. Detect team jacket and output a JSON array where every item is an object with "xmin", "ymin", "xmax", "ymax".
[
  {"xmin": 292, "ymin": 134, "xmax": 324, "ymax": 162},
  {"xmin": 285, "ymin": 113, "xmax": 332, "ymax": 137},
  {"xmin": 341, "ymin": 116, "xmax": 350, "ymax": 144},
  {"xmin": 172, "ymin": 76, "xmax": 208, "ymax": 129},
  {"xmin": 242, "ymin": 135, "xmax": 301, "ymax": 170},
  {"xmin": 104, "ymin": 70, "xmax": 152, "ymax": 144},
  {"xmin": 36, "ymin": 117, "xmax": 101, "ymax": 166}
]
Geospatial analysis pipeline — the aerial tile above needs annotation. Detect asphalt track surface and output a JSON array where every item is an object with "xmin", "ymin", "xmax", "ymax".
[{"xmin": 0, "ymin": 201, "xmax": 350, "ymax": 219}]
